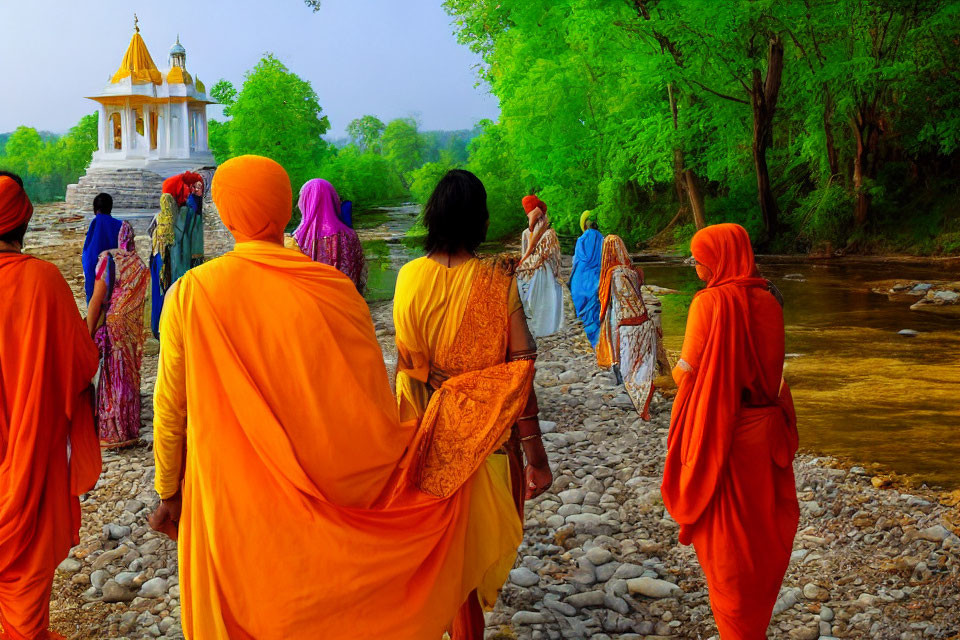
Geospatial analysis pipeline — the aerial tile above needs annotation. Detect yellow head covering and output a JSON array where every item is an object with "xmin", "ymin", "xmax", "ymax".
[{"xmin": 580, "ymin": 210, "xmax": 595, "ymax": 233}]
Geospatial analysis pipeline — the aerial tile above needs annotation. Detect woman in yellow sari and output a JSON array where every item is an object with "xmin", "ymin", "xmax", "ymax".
[{"xmin": 394, "ymin": 169, "xmax": 553, "ymax": 639}]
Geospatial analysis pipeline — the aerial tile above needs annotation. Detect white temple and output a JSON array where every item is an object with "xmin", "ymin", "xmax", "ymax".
[{"xmin": 66, "ymin": 18, "xmax": 216, "ymax": 211}]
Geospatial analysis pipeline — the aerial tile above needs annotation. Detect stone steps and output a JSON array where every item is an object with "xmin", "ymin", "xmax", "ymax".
[{"xmin": 66, "ymin": 169, "xmax": 166, "ymax": 212}]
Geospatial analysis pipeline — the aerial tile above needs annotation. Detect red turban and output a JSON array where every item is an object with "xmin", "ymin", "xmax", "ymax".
[
  {"xmin": 162, "ymin": 171, "xmax": 204, "ymax": 206},
  {"xmin": 522, "ymin": 195, "xmax": 547, "ymax": 215},
  {"xmin": 0, "ymin": 176, "xmax": 33, "ymax": 235},
  {"xmin": 212, "ymin": 155, "xmax": 292, "ymax": 243}
]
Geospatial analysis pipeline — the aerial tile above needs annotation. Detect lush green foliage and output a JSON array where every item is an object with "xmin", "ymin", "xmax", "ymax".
[
  {"xmin": 209, "ymin": 54, "xmax": 331, "ymax": 196},
  {"xmin": 0, "ymin": 114, "xmax": 98, "ymax": 203},
  {"xmin": 444, "ymin": 0, "xmax": 960, "ymax": 253}
]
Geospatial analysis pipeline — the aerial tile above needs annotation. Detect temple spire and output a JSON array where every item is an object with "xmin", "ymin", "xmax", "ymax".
[{"xmin": 134, "ymin": 13, "xmax": 140, "ymax": 33}]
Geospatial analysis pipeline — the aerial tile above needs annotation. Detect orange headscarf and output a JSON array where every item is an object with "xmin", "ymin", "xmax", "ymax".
[
  {"xmin": 521, "ymin": 195, "xmax": 546, "ymax": 215},
  {"xmin": 162, "ymin": 171, "xmax": 204, "ymax": 207},
  {"xmin": 0, "ymin": 176, "xmax": 33, "ymax": 235},
  {"xmin": 212, "ymin": 155, "xmax": 292, "ymax": 243},
  {"xmin": 597, "ymin": 235, "xmax": 642, "ymax": 322},
  {"xmin": 662, "ymin": 223, "xmax": 783, "ymax": 530},
  {"xmin": 689, "ymin": 222, "xmax": 763, "ymax": 288}
]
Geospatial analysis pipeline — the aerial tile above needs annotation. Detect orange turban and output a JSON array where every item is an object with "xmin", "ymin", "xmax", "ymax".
[
  {"xmin": 0, "ymin": 176, "xmax": 33, "ymax": 235},
  {"xmin": 522, "ymin": 195, "xmax": 547, "ymax": 215},
  {"xmin": 212, "ymin": 155, "xmax": 292, "ymax": 243},
  {"xmin": 162, "ymin": 171, "xmax": 204, "ymax": 206}
]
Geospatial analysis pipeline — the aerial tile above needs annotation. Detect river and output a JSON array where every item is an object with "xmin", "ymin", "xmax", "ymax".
[{"xmin": 357, "ymin": 205, "xmax": 960, "ymax": 490}]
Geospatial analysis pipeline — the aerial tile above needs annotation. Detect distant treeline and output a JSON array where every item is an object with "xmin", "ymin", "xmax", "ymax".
[
  {"xmin": 0, "ymin": 55, "xmax": 481, "ymax": 217},
  {"xmin": 0, "ymin": 116, "xmax": 98, "ymax": 203},
  {"xmin": 206, "ymin": 54, "xmax": 482, "ymax": 226}
]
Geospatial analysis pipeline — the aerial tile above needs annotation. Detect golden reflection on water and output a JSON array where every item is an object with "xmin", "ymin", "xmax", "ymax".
[{"xmin": 645, "ymin": 260, "xmax": 960, "ymax": 489}]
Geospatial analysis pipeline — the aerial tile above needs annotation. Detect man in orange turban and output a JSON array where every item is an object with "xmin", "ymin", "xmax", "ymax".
[
  {"xmin": 0, "ymin": 173, "xmax": 101, "ymax": 640},
  {"xmin": 661, "ymin": 223, "xmax": 799, "ymax": 639},
  {"xmin": 149, "ymin": 155, "xmax": 526, "ymax": 639}
]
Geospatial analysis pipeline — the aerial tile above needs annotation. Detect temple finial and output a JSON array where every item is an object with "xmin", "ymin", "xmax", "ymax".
[{"xmin": 134, "ymin": 13, "xmax": 140, "ymax": 33}]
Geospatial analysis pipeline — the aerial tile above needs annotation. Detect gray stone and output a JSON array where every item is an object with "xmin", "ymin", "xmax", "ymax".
[
  {"xmin": 613, "ymin": 563, "xmax": 644, "ymax": 580},
  {"xmin": 803, "ymin": 583, "xmax": 830, "ymax": 601},
  {"xmin": 626, "ymin": 577, "xmax": 682, "ymax": 598},
  {"xmin": 544, "ymin": 598, "xmax": 577, "ymax": 616},
  {"xmin": 511, "ymin": 610, "xmax": 546, "ymax": 625},
  {"xmin": 585, "ymin": 547, "xmax": 613, "ymax": 565},
  {"xmin": 820, "ymin": 605, "xmax": 834, "ymax": 622},
  {"xmin": 565, "ymin": 590, "xmax": 606, "ymax": 609},
  {"xmin": 139, "ymin": 577, "xmax": 168, "ymax": 598},
  {"xmin": 101, "ymin": 580, "xmax": 136, "ymax": 603},
  {"xmin": 57, "ymin": 557, "xmax": 81, "ymax": 573},
  {"xmin": 90, "ymin": 569, "xmax": 109, "ymax": 590},
  {"xmin": 545, "ymin": 514, "xmax": 566, "ymax": 528},
  {"xmin": 558, "ymin": 488, "xmax": 585, "ymax": 505},
  {"xmin": 509, "ymin": 567, "xmax": 540, "ymax": 587},
  {"xmin": 898, "ymin": 329, "xmax": 919, "ymax": 337},
  {"xmin": 107, "ymin": 524, "xmax": 132, "ymax": 540},
  {"xmin": 918, "ymin": 525, "xmax": 950, "ymax": 542}
]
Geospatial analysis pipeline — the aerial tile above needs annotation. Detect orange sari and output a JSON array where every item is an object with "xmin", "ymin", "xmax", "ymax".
[
  {"xmin": 0, "ymin": 254, "xmax": 101, "ymax": 640},
  {"xmin": 661, "ymin": 224, "xmax": 799, "ymax": 639}
]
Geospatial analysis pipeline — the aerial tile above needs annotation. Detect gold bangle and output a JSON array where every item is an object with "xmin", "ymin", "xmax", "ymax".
[{"xmin": 519, "ymin": 434, "xmax": 541, "ymax": 442}]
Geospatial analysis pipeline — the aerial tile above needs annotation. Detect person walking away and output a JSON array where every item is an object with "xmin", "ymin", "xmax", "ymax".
[
  {"xmin": 81, "ymin": 193, "xmax": 122, "ymax": 304},
  {"xmin": 86, "ymin": 221, "xmax": 150, "ymax": 449},
  {"xmin": 291, "ymin": 178, "xmax": 366, "ymax": 293},
  {"xmin": 516, "ymin": 195, "xmax": 564, "ymax": 338},
  {"xmin": 570, "ymin": 210, "xmax": 603, "ymax": 347},
  {"xmin": 394, "ymin": 170, "xmax": 553, "ymax": 638},
  {"xmin": 595, "ymin": 235, "xmax": 668, "ymax": 419},
  {"xmin": 0, "ymin": 173, "xmax": 101, "ymax": 640},
  {"xmin": 661, "ymin": 223, "xmax": 799, "ymax": 639},
  {"xmin": 148, "ymin": 156, "xmax": 537, "ymax": 639}
]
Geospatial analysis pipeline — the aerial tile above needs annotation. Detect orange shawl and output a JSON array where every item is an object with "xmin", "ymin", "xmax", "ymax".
[
  {"xmin": 660, "ymin": 224, "xmax": 798, "ymax": 639},
  {"xmin": 0, "ymin": 254, "xmax": 100, "ymax": 640},
  {"xmin": 154, "ymin": 156, "xmax": 527, "ymax": 639}
]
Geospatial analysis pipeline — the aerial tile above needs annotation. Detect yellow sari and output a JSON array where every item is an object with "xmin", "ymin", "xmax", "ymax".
[{"xmin": 393, "ymin": 256, "xmax": 529, "ymax": 618}]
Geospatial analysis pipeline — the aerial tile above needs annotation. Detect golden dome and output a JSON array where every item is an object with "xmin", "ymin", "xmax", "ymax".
[
  {"xmin": 111, "ymin": 31, "xmax": 162, "ymax": 85},
  {"xmin": 166, "ymin": 66, "xmax": 193, "ymax": 86},
  {"xmin": 195, "ymin": 77, "xmax": 206, "ymax": 94}
]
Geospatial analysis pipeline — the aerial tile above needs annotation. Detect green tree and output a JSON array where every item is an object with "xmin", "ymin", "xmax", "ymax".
[
  {"xmin": 211, "ymin": 54, "xmax": 331, "ymax": 195},
  {"xmin": 346, "ymin": 115, "xmax": 386, "ymax": 153},
  {"xmin": 381, "ymin": 118, "xmax": 423, "ymax": 186}
]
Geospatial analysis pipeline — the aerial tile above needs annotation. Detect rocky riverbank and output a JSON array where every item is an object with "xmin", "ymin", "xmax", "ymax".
[{"xmin": 21, "ymin": 204, "xmax": 960, "ymax": 639}]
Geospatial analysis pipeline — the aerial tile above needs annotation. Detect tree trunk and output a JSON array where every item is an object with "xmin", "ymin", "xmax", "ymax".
[
  {"xmin": 749, "ymin": 35, "xmax": 785, "ymax": 241},
  {"xmin": 667, "ymin": 84, "xmax": 687, "ymax": 208},
  {"xmin": 685, "ymin": 169, "xmax": 707, "ymax": 230},
  {"xmin": 850, "ymin": 102, "xmax": 883, "ymax": 227}
]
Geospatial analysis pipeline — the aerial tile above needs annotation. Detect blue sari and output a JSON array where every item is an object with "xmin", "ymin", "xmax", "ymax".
[
  {"xmin": 570, "ymin": 228, "xmax": 603, "ymax": 346},
  {"xmin": 82, "ymin": 214, "xmax": 122, "ymax": 303}
]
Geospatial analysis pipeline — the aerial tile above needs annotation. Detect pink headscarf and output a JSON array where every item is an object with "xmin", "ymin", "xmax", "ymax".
[{"xmin": 294, "ymin": 179, "xmax": 347, "ymax": 251}]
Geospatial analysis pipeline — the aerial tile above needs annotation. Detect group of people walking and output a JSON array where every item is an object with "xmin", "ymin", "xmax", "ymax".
[{"xmin": 0, "ymin": 159, "xmax": 798, "ymax": 639}]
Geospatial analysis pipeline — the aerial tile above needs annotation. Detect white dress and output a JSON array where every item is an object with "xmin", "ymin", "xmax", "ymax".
[{"xmin": 517, "ymin": 224, "xmax": 565, "ymax": 338}]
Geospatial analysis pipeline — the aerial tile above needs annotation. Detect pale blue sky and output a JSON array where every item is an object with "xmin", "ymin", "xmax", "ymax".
[{"xmin": 0, "ymin": 0, "xmax": 498, "ymax": 137}]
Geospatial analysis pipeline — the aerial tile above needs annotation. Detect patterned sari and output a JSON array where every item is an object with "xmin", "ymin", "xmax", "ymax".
[
  {"xmin": 394, "ymin": 255, "xmax": 534, "ymax": 638},
  {"xmin": 596, "ymin": 235, "xmax": 665, "ymax": 419},
  {"xmin": 517, "ymin": 218, "xmax": 564, "ymax": 338},
  {"xmin": 94, "ymin": 222, "xmax": 149, "ymax": 447}
]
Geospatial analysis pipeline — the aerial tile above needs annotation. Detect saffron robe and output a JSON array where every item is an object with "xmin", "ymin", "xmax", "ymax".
[
  {"xmin": 0, "ymin": 254, "xmax": 100, "ymax": 640},
  {"xmin": 153, "ymin": 243, "xmax": 525, "ymax": 639}
]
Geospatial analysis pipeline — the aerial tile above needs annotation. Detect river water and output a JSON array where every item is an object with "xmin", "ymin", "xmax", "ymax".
[{"xmin": 357, "ymin": 205, "xmax": 960, "ymax": 490}]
